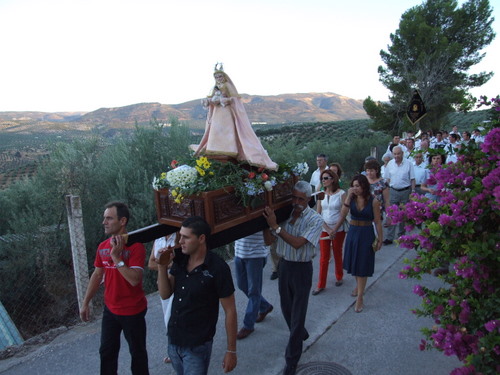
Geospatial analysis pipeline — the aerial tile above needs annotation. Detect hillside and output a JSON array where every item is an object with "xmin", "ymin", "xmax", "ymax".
[
  {"xmin": 0, "ymin": 92, "xmax": 367, "ymax": 131},
  {"xmin": 1, "ymin": 108, "xmax": 490, "ymax": 190}
]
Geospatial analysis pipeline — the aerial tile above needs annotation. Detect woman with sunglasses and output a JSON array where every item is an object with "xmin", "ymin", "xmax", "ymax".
[{"xmin": 312, "ymin": 170, "xmax": 346, "ymax": 295}]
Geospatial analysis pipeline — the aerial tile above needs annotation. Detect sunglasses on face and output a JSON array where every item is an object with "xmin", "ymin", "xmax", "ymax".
[{"xmin": 322, "ymin": 177, "xmax": 333, "ymax": 180}]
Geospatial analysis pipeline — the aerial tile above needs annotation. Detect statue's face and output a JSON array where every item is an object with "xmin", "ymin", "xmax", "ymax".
[{"xmin": 214, "ymin": 72, "xmax": 226, "ymax": 84}]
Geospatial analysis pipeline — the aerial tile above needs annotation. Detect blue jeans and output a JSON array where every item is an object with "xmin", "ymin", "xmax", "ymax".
[
  {"xmin": 100, "ymin": 306, "xmax": 149, "ymax": 375},
  {"xmin": 168, "ymin": 339, "xmax": 213, "ymax": 375},
  {"xmin": 234, "ymin": 256, "xmax": 272, "ymax": 330}
]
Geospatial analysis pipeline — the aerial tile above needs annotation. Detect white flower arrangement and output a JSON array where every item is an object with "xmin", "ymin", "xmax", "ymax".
[
  {"xmin": 166, "ymin": 165, "xmax": 198, "ymax": 189},
  {"xmin": 264, "ymin": 180, "xmax": 273, "ymax": 191},
  {"xmin": 152, "ymin": 158, "xmax": 308, "ymax": 206},
  {"xmin": 152, "ymin": 171, "xmax": 168, "ymax": 190},
  {"xmin": 292, "ymin": 162, "xmax": 309, "ymax": 176}
]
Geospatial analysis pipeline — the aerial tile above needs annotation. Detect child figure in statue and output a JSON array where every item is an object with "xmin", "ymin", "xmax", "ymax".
[{"xmin": 192, "ymin": 64, "xmax": 278, "ymax": 171}]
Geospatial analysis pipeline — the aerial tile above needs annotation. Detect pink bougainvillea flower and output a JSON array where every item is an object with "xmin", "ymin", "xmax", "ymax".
[{"xmin": 484, "ymin": 319, "xmax": 500, "ymax": 333}]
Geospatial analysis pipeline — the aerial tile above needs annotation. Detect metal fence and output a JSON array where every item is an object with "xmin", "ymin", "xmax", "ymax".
[
  {"xmin": 0, "ymin": 195, "xmax": 231, "ymax": 348},
  {"xmin": 0, "ymin": 196, "xmax": 102, "ymax": 344}
]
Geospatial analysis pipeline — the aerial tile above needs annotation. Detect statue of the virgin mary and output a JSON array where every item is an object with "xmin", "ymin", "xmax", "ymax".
[{"xmin": 191, "ymin": 64, "xmax": 278, "ymax": 171}]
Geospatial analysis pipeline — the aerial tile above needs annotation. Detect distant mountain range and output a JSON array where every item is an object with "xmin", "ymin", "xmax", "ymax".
[{"xmin": 0, "ymin": 92, "xmax": 368, "ymax": 131}]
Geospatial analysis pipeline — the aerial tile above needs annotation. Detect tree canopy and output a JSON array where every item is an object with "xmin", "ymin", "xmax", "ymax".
[{"xmin": 365, "ymin": 0, "xmax": 495, "ymax": 133}]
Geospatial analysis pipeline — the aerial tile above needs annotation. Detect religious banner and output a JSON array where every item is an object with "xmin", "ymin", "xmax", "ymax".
[{"xmin": 406, "ymin": 90, "xmax": 427, "ymax": 125}]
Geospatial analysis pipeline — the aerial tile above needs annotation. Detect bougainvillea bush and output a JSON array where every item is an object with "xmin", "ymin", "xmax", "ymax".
[{"xmin": 387, "ymin": 99, "xmax": 500, "ymax": 374}]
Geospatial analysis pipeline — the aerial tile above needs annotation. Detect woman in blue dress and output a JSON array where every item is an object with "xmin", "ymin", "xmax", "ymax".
[{"xmin": 330, "ymin": 174, "xmax": 383, "ymax": 312}]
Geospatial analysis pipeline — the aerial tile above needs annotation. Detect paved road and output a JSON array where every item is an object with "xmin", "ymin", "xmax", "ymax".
[{"xmin": 0, "ymin": 241, "xmax": 460, "ymax": 374}]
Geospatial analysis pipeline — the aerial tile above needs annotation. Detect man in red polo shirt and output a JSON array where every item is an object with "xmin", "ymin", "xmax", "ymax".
[{"xmin": 80, "ymin": 201, "xmax": 149, "ymax": 375}]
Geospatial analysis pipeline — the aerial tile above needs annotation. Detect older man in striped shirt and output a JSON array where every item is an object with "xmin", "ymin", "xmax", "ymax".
[{"xmin": 263, "ymin": 181, "xmax": 323, "ymax": 375}]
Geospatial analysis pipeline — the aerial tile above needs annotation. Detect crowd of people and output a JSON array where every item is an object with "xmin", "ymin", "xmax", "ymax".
[{"xmin": 78, "ymin": 123, "xmax": 483, "ymax": 375}]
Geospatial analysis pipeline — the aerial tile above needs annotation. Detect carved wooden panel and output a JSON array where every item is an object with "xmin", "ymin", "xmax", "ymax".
[
  {"xmin": 212, "ymin": 193, "xmax": 246, "ymax": 222},
  {"xmin": 154, "ymin": 178, "xmax": 296, "ymax": 234}
]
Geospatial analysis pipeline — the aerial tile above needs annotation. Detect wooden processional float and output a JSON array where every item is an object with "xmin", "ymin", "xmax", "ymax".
[{"xmin": 125, "ymin": 64, "xmax": 320, "ymax": 248}]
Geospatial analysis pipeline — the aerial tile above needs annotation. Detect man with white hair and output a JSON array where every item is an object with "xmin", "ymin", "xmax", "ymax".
[
  {"xmin": 384, "ymin": 146, "xmax": 416, "ymax": 245},
  {"xmin": 263, "ymin": 181, "xmax": 323, "ymax": 375},
  {"xmin": 380, "ymin": 153, "xmax": 392, "ymax": 179}
]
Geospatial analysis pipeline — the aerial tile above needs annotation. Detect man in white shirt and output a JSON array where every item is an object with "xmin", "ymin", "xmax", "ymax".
[
  {"xmin": 416, "ymin": 139, "xmax": 430, "ymax": 167},
  {"xmin": 442, "ymin": 131, "xmax": 450, "ymax": 144},
  {"xmin": 412, "ymin": 153, "xmax": 427, "ymax": 196},
  {"xmin": 431, "ymin": 131, "xmax": 446, "ymax": 149},
  {"xmin": 462, "ymin": 131, "xmax": 472, "ymax": 146},
  {"xmin": 405, "ymin": 138, "xmax": 416, "ymax": 163},
  {"xmin": 309, "ymin": 154, "xmax": 327, "ymax": 192},
  {"xmin": 384, "ymin": 146, "xmax": 416, "ymax": 245},
  {"xmin": 446, "ymin": 133, "xmax": 461, "ymax": 163},
  {"xmin": 472, "ymin": 129, "xmax": 484, "ymax": 144},
  {"xmin": 385, "ymin": 135, "xmax": 407, "ymax": 154}
]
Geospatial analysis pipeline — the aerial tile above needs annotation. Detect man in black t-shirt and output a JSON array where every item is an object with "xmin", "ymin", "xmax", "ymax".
[{"xmin": 156, "ymin": 217, "xmax": 237, "ymax": 374}]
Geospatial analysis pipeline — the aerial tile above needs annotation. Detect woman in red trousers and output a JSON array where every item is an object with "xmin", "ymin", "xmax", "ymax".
[{"xmin": 312, "ymin": 169, "xmax": 346, "ymax": 295}]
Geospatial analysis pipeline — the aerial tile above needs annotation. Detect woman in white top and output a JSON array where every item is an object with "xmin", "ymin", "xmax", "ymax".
[{"xmin": 312, "ymin": 169, "xmax": 347, "ymax": 295}]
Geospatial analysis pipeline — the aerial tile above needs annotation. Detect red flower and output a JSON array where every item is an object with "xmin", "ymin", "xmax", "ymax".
[
  {"xmin": 248, "ymin": 172, "xmax": 256, "ymax": 179},
  {"xmin": 261, "ymin": 173, "xmax": 269, "ymax": 181},
  {"xmin": 258, "ymin": 167, "xmax": 265, "ymax": 173},
  {"xmin": 170, "ymin": 160, "xmax": 178, "ymax": 169}
]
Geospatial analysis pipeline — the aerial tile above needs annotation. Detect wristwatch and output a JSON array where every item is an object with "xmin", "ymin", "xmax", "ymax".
[
  {"xmin": 274, "ymin": 226, "xmax": 282, "ymax": 234},
  {"xmin": 115, "ymin": 260, "xmax": 125, "ymax": 268}
]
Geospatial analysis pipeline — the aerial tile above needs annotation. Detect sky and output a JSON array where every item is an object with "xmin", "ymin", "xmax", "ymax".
[{"xmin": 0, "ymin": 0, "xmax": 498, "ymax": 113}]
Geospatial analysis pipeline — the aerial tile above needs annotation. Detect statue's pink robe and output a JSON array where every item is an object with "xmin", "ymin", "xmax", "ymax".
[{"xmin": 193, "ymin": 74, "xmax": 278, "ymax": 171}]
